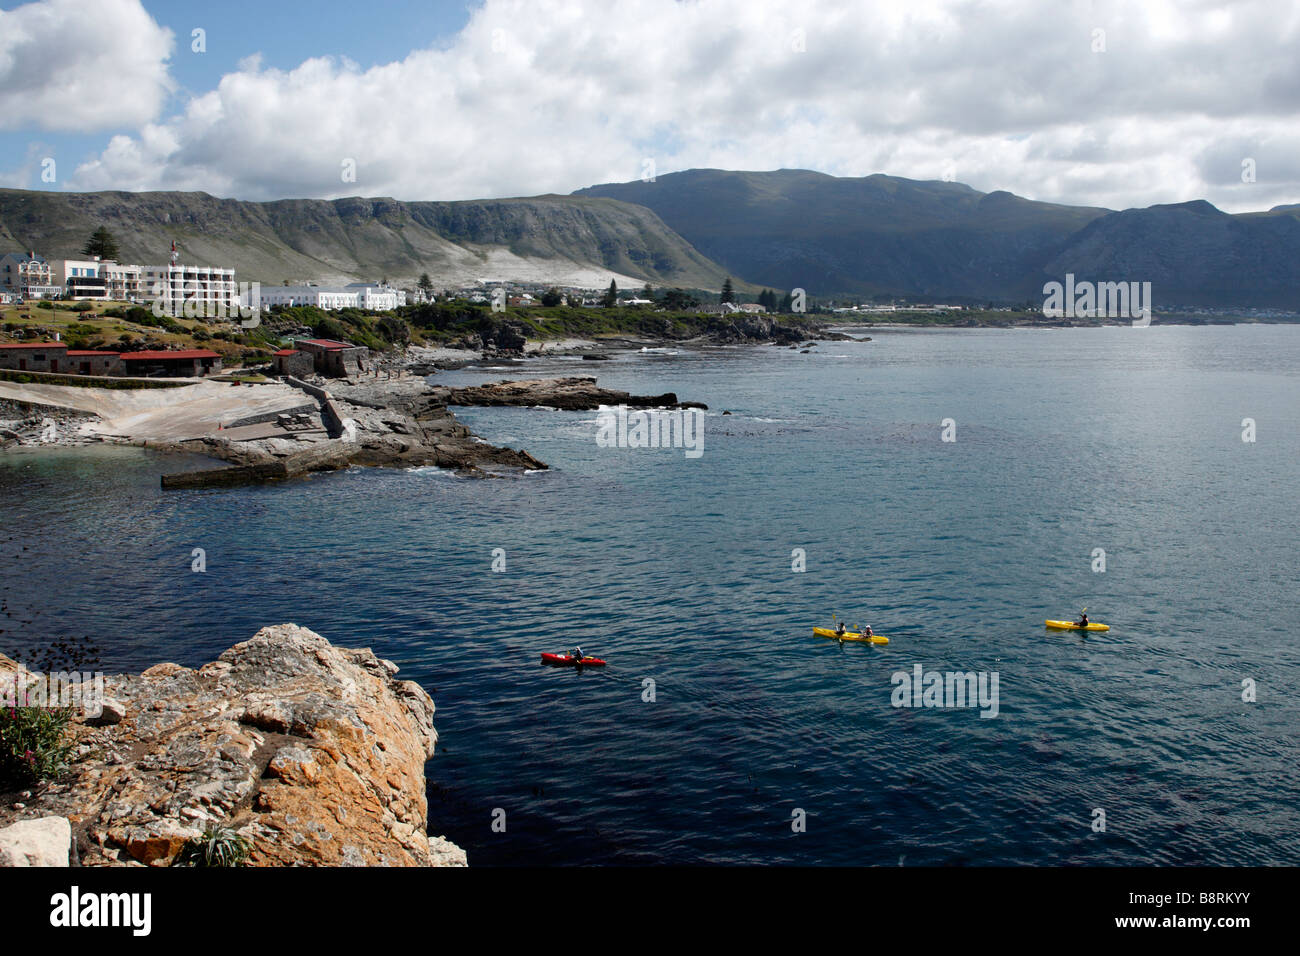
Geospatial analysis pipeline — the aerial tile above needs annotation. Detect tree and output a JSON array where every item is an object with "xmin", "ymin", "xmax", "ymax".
[
  {"xmin": 640, "ymin": 282, "xmax": 653, "ymax": 300},
  {"xmin": 82, "ymin": 226, "xmax": 119, "ymax": 261},
  {"xmin": 602, "ymin": 279, "xmax": 618, "ymax": 308},
  {"xmin": 720, "ymin": 277, "xmax": 734, "ymax": 304},
  {"xmin": 541, "ymin": 287, "xmax": 563, "ymax": 307},
  {"xmin": 418, "ymin": 273, "xmax": 434, "ymax": 298},
  {"xmin": 779, "ymin": 292, "xmax": 793, "ymax": 313},
  {"xmin": 658, "ymin": 288, "xmax": 698, "ymax": 311}
]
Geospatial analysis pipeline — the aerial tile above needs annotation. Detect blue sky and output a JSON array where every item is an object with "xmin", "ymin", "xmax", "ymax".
[
  {"xmin": 2, "ymin": 0, "xmax": 1298, "ymax": 212},
  {"xmin": 0, "ymin": 0, "xmax": 473, "ymax": 192}
]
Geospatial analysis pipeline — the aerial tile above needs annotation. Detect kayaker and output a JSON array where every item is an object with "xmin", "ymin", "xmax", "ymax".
[
  {"xmin": 862, "ymin": 624, "xmax": 874, "ymax": 638},
  {"xmin": 1075, "ymin": 612, "xmax": 1089, "ymax": 629},
  {"xmin": 835, "ymin": 621, "xmax": 846, "ymax": 637},
  {"xmin": 571, "ymin": 646, "xmax": 584, "ymax": 663}
]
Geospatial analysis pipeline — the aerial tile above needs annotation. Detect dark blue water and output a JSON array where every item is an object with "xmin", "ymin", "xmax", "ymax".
[{"xmin": 2, "ymin": 325, "xmax": 1298, "ymax": 865}]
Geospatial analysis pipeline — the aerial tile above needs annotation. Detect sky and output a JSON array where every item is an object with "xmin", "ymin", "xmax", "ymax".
[{"xmin": 1, "ymin": 0, "xmax": 1298, "ymax": 212}]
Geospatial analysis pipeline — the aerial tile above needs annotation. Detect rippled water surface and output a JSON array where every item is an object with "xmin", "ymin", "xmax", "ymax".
[{"xmin": 2, "ymin": 325, "xmax": 1298, "ymax": 865}]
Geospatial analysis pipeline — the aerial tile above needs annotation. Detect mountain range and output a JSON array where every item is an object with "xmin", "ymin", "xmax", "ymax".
[
  {"xmin": 577, "ymin": 169, "xmax": 1300, "ymax": 309},
  {"xmin": 3, "ymin": 170, "xmax": 1298, "ymax": 308},
  {"xmin": 0, "ymin": 188, "xmax": 734, "ymax": 292}
]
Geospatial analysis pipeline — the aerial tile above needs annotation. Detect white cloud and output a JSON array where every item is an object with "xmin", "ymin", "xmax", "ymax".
[
  {"xmin": 0, "ymin": 0, "xmax": 174, "ymax": 132},
  {"xmin": 65, "ymin": 0, "xmax": 1300, "ymax": 212}
]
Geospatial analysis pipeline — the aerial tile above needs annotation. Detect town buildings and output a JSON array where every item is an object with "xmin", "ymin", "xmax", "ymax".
[
  {"xmin": 290, "ymin": 338, "xmax": 369, "ymax": 376},
  {"xmin": 144, "ymin": 263, "xmax": 240, "ymax": 316},
  {"xmin": 0, "ymin": 342, "xmax": 221, "ymax": 377},
  {"xmin": 0, "ymin": 252, "xmax": 61, "ymax": 299},
  {"xmin": 258, "ymin": 282, "xmax": 405, "ymax": 311}
]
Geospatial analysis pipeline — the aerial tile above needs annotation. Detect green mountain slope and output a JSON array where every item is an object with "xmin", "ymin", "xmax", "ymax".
[
  {"xmin": 576, "ymin": 168, "xmax": 1300, "ymax": 307},
  {"xmin": 575, "ymin": 168, "xmax": 1109, "ymax": 299},
  {"xmin": 0, "ymin": 188, "xmax": 737, "ymax": 291}
]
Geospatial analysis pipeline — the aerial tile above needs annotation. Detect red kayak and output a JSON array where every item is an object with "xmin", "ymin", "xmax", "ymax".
[{"xmin": 541, "ymin": 653, "xmax": 607, "ymax": 667}]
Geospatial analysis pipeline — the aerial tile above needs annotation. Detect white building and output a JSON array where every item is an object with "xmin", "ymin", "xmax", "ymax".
[
  {"xmin": 57, "ymin": 258, "xmax": 109, "ymax": 299},
  {"xmin": 259, "ymin": 286, "xmax": 360, "ymax": 310},
  {"xmin": 143, "ymin": 263, "xmax": 239, "ymax": 316},
  {"xmin": 345, "ymin": 282, "xmax": 406, "ymax": 310},
  {"xmin": 102, "ymin": 261, "xmax": 144, "ymax": 301},
  {"xmin": 259, "ymin": 282, "xmax": 405, "ymax": 311},
  {"xmin": 0, "ymin": 251, "xmax": 61, "ymax": 298},
  {"xmin": 52, "ymin": 257, "xmax": 149, "ymax": 302}
]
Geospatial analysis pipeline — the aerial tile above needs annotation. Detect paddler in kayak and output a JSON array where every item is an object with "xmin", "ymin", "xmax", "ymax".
[
  {"xmin": 835, "ymin": 621, "xmax": 847, "ymax": 637},
  {"xmin": 1074, "ymin": 610, "xmax": 1089, "ymax": 629},
  {"xmin": 570, "ymin": 646, "xmax": 585, "ymax": 664}
]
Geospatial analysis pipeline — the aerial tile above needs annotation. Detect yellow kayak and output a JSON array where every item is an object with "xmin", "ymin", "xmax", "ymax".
[
  {"xmin": 1045, "ymin": 620, "xmax": 1110, "ymax": 631},
  {"xmin": 813, "ymin": 626, "xmax": 889, "ymax": 645}
]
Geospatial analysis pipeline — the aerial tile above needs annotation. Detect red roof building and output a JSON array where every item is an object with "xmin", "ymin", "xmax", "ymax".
[{"xmin": 119, "ymin": 349, "xmax": 222, "ymax": 361}]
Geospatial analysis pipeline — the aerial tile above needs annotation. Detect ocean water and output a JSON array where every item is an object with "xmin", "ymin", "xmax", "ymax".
[{"xmin": 2, "ymin": 325, "xmax": 1298, "ymax": 865}]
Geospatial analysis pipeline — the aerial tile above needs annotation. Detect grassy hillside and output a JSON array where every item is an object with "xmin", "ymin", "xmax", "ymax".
[
  {"xmin": 0, "ymin": 297, "xmax": 824, "ymax": 368},
  {"xmin": 0, "ymin": 188, "xmax": 744, "ymax": 292}
]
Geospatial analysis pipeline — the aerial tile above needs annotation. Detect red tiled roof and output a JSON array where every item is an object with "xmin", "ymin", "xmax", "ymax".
[
  {"xmin": 298, "ymin": 338, "xmax": 354, "ymax": 350},
  {"xmin": 0, "ymin": 342, "xmax": 66, "ymax": 350},
  {"xmin": 120, "ymin": 349, "xmax": 221, "ymax": 361},
  {"xmin": 273, "ymin": 349, "xmax": 300, "ymax": 356},
  {"xmin": 66, "ymin": 350, "xmax": 120, "ymax": 356}
]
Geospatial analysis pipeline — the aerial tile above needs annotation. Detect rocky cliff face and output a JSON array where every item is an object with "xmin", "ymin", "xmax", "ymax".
[{"xmin": 0, "ymin": 625, "xmax": 465, "ymax": 867}]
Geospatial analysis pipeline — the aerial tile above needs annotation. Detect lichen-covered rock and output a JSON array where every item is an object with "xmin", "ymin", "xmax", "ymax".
[{"xmin": 0, "ymin": 625, "xmax": 465, "ymax": 867}]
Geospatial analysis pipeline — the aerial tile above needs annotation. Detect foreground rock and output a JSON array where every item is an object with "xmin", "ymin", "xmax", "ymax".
[
  {"xmin": 431, "ymin": 376, "xmax": 707, "ymax": 412},
  {"xmin": 0, "ymin": 625, "xmax": 465, "ymax": 867},
  {"xmin": 0, "ymin": 816, "xmax": 71, "ymax": 866}
]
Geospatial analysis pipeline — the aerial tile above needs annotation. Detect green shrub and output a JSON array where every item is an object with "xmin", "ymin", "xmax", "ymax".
[
  {"xmin": 71, "ymin": 301, "xmax": 95, "ymax": 312},
  {"xmin": 0, "ymin": 684, "xmax": 75, "ymax": 788},
  {"xmin": 173, "ymin": 825, "xmax": 251, "ymax": 867}
]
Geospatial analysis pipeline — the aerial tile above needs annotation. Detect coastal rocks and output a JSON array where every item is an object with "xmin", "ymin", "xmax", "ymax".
[
  {"xmin": 0, "ymin": 401, "xmax": 100, "ymax": 447},
  {"xmin": 159, "ymin": 380, "xmax": 546, "ymax": 488},
  {"xmin": 428, "ymin": 834, "xmax": 468, "ymax": 866},
  {"xmin": 0, "ymin": 625, "xmax": 465, "ymax": 867},
  {"xmin": 0, "ymin": 816, "xmax": 71, "ymax": 866},
  {"xmin": 431, "ymin": 376, "xmax": 707, "ymax": 412},
  {"xmin": 482, "ymin": 321, "xmax": 529, "ymax": 353},
  {"xmin": 707, "ymin": 315, "xmax": 808, "ymax": 345}
]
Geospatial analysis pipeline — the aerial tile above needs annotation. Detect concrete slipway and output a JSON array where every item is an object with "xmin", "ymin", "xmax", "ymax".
[{"xmin": 0, "ymin": 379, "xmax": 312, "ymax": 442}]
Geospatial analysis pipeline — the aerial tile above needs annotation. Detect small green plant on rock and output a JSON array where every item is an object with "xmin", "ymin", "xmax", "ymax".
[
  {"xmin": 173, "ymin": 824, "xmax": 251, "ymax": 867},
  {"xmin": 0, "ymin": 681, "xmax": 75, "ymax": 788}
]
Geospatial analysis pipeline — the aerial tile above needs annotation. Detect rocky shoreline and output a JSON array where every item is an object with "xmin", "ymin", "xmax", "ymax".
[
  {"xmin": 1, "ymin": 321, "xmax": 831, "ymax": 486},
  {"xmin": 153, "ymin": 372, "xmax": 710, "ymax": 488},
  {"xmin": 430, "ymin": 375, "xmax": 707, "ymax": 411},
  {"xmin": 0, "ymin": 625, "xmax": 465, "ymax": 867}
]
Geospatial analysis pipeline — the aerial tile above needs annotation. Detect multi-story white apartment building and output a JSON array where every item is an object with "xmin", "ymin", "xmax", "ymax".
[
  {"xmin": 102, "ymin": 261, "xmax": 144, "ymax": 301},
  {"xmin": 258, "ymin": 285, "xmax": 361, "ymax": 310},
  {"xmin": 56, "ymin": 258, "xmax": 110, "ymax": 299},
  {"xmin": 143, "ymin": 263, "xmax": 239, "ymax": 316},
  {"xmin": 259, "ymin": 282, "xmax": 405, "ymax": 311},
  {"xmin": 346, "ymin": 282, "xmax": 406, "ymax": 310},
  {"xmin": 0, "ymin": 251, "xmax": 61, "ymax": 298}
]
